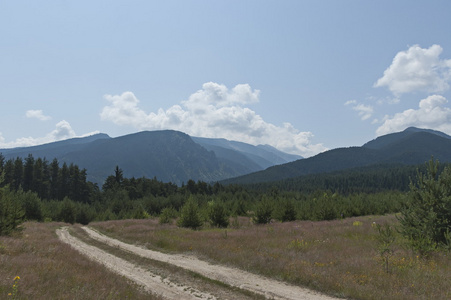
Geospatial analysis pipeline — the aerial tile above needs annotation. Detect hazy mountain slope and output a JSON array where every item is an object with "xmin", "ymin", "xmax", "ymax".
[
  {"xmin": 0, "ymin": 133, "xmax": 111, "ymax": 161},
  {"xmin": 59, "ymin": 130, "xmax": 233, "ymax": 185},
  {"xmin": 1, "ymin": 130, "xmax": 300, "ymax": 186},
  {"xmin": 256, "ymin": 144, "xmax": 302, "ymax": 163},
  {"xmin": 223, "ymin": 127, "xmax": 451, "ymax": 185},
  {"xmin": 192, "ymin": 137, "xmax": 302, "ymax": 169}
]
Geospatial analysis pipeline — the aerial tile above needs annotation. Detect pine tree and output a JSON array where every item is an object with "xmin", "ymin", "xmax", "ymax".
[
  {"xmin": 0, "ymin": 174, "xmax": 25, "ymax": 235},
  {"xmin": 177, "ymin": 196, "xmax": 203, "ymax": 229},
  {"xmin": 208, "ymin": 200, "xmax": 229, "ymax": 228},
  {"xmin": 398, "ymin": 159, "xmax": 451, "ymax": 254}
]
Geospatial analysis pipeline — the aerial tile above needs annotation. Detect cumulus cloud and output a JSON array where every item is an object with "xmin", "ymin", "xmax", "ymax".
[
  {"xmin": 100, "ymin": 82, "xmax": 327, "ymax": 157},
  {"xmin": 376, "ymin": 95, "xmax": 451, "ymax": 136},
  {"xmin": 374, "ymin": 44, "xmax": 451, "ymax": 96},
  {"xmin": 0, "ymin": 120, "xmax": 99, "ymax": 149},
  {"xmin": 26, "ymin": 109, "xmax": 52, "ymax": 121},
  {"xmin": 345, "ymin": 100, "xmax": 374, "ymax": 120}
]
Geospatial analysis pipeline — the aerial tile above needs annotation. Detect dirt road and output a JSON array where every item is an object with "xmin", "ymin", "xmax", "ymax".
[{"xmin": 57, "ymin": 226, "xmax": 339, "ymax": 300}]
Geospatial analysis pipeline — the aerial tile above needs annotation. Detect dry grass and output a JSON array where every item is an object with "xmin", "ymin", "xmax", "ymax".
[
  {"xmin": 0, "ymin": 222, "xmax": 162, "ymax": 300},
  {"xmin": 91, "ymin": 215, "xmax": 451, "ymax": 300}
]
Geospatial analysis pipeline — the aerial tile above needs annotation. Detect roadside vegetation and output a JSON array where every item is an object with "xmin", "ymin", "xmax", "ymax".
[{"xmin": 0, "ymin": 222, "xmax": 161, "ymax": 299}]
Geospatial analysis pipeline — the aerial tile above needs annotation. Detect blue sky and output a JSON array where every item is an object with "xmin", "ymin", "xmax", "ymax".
[{"xmin": 1, "ymin": 1, "xmax": 451, "ymax": 157}]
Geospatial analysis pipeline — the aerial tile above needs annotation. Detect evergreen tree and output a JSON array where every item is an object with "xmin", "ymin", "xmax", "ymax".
[
  {"xmin": 58, "ymin": 163, "xmax": 70, "ymax": 200},
  {"xmin": 207, "ymin": 200, "xmax": 229, "ymax": 228},
  {"xmin": 58, "ymin": 197, "xmax": 76, "ymax": 224},
  {"xmin": 252, "ymin": 197, "xmax": 274, "ymax": 224},
  {"xmin": 23, "ymin": 154, "xmax": 34, "ymax": 192},
  {"xmin": 0, "ymin": 182, "xmax": 25, "ymax": 235},
  {"xmin": 2, "ymin": 159, "xmax": 14, "ymax": 188},
  {"xmin": 32, "ymin": 157, "xmax": 44, "ymax": 198},
  {"xmin": 13, "ymin": 157, "xmax": 23, "ymax": 191},
  {"xmin": 114, "ymin": 165, "xmax": 123, "ymax": 185},
  {"xmin": 274, "ymin": 199, "xmax": 297, "ymax": 222},
  {"xmin": 20, "ymin": 190, "xmax": 43, "ymax": 221},
  {"xmin": 0, "ymin": 153, "xmax": 4, "ymax": 173},
  {"xmin": 177, "ymin": 196, "xmax": 203, "ymax": 229},
  {"xmin": 398, "ymin": 159, "xmax": 451, "ymax": 254},
  {"xmin": 50, "ymin": 158, "xmax": 59, "ymax": 200}
]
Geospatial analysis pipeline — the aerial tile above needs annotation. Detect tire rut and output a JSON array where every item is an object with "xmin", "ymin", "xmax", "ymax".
[
  {"xmin": 56, "ymin": 227, "xmax": 217, "ymax": 300},
  {"xmin": 81, "ymin": 226, "xmax": 339, "ymax": 300}
]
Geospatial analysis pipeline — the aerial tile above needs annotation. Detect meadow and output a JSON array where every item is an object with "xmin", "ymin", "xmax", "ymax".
[
  {"xmin": 0, "ymin": 222, "xmax": 162, "ymax": 300},
  {"xmin": 1, "ymin": 215, "xmax": 450, "ymax": 299},
  {"xmin": 91, "ymin": 215, "xmax": 451, "ymax": 300}
]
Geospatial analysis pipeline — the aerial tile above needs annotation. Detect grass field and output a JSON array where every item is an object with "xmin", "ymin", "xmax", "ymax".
[
  {"xmin": 0, "ymin": 222, "xmax": 161, "ymax": 300},
  {"xmin": 1, "ymin": 215, "xmax": 450, "ymax": 299},
  {"xmin": 90, "ymin": 215, "xmax": 451, "ymax": 300}
]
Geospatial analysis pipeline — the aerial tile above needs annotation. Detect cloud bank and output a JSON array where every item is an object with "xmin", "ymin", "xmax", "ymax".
[
  {"xmin": 376, "ymin": 95, "xmax": 451, "ymax": 136},
  {"xmin": 0, "ymin": 120, "xmax": 99, "ymax": 149},
  {"xmin": 346, "ymin": 44, "xmax": 451, "ymax": 138},
  {"xmin": 374, "ymin": 44, "xmax": 451, "ymax": 96},
  {"xmin": 101, "ymin": 82, "xmax": 327, "ymax": 157}
]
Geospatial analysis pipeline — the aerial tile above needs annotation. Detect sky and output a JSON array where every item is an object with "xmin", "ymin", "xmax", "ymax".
[{"xmin": 1, "ymin": 1, "xmax": 451, "ymax": 157}]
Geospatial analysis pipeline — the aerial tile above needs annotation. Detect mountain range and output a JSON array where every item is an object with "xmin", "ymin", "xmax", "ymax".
[
  {"xmin": 2, "ymin": 127, "xmax": 450, "ymax": 187},
  {"xmin": 0, "ymin": 130, "xmax": 301, "ymax": 185},
  {"xmin": 222, "ymin": 127, "xmax": 451, "ymax": 184}
]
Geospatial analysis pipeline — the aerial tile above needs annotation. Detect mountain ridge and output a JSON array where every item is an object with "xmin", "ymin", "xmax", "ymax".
[
  {"xmin": 222, "ymin": 127, "xmax": 451, "ymax": 185},
  {"xmin": 0, "ymin": 130, "xmax": 300, "ymax": 185}
]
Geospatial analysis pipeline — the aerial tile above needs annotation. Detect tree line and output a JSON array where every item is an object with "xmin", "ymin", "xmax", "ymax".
[
  {"xmin": 0, "ymin": 154, "xmax": 95, "ymax": 203},
  {"xmin": 2, "ymin": 153, "xmax": 449, "ymax": 257},
  {"xmin": 1, "ymin": 153, "xmax": 408, "ymax": 232}
]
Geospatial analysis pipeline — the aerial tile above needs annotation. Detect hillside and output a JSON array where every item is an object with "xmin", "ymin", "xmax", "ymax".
[
  {"xmin": 192, "ymin": 137, "xmax": 302, "ymax": 170},
  {"xmin": 0, "ymin": 130, "xmax": 300, "ymax": 185},
  {"xmin": 222, "ymin": 127, "xmax": 451, "ymax": 185}
]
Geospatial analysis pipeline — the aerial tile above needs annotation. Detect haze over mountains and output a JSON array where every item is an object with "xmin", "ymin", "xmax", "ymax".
[
  {"xmin": 1, "ymin": 127, "xmax": 450, "ymax": 187},
  {"xmin": 223, "ymin": 127, "xmax": 451, "ymax": 184},
  {"xmin": 0, "ymin": 130, "xmax": 301, "ymax": 185}
]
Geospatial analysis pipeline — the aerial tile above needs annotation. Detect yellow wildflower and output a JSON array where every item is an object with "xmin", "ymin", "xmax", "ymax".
[{"xmin": 14, "ymin": 276, "xmax": 20, "ymax": 280}]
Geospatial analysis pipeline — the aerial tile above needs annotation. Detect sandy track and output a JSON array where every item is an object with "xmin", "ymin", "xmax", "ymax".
[
  {"xmin": 81, "ymin": 226, "xmax": 338, "ymax": 300},
  {"xmin": 56, "ymin": 227, "xmax": 216, "ymax": 300}
]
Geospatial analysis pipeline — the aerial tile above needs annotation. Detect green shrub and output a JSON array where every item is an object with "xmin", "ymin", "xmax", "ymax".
[
  {"xmin": 207, "ymin": 201, "xmax": 229, "ymax": 228},
  {"xmin": 177, "ymin": 196, "xmax": 203, "ymax": 229},
  {"xmin": 252, "ymin": 198, "xmax": 274, "ymax": 224},
  {"xmin": 274, "ymin": 199, "xmax": 297, "ymax": 222},
  {"xmin": 20, "ymin": 190, "xmax": 43, "ymax": 221},
  {"xmin": 57, "ymin": 197, "xmax": 76, "ymax": 224},
  {"xmin": 159, "ymin": 207, "xmax": 178, "ymax": 224}
]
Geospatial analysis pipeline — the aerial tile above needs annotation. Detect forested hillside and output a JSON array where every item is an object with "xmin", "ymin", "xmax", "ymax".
[{"xmin": 224, "ymin": 127, "xmax": 451, "ymax": 185}]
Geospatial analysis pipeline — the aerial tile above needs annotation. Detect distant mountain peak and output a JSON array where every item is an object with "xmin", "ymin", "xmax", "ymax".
[
  {"xmin": 403, "ymin": 127, "xmax": 451, "ymax": 139},
  {"xmin": 363, "ymin": 127, "xmax": 451, "ymax": 150}
]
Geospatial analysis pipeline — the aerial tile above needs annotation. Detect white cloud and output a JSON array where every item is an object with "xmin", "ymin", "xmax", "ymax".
[
  {"xmin": 26, "ymin": 109, "xmax": 51, "ymax": 121},
  {"xmin": 100, "ymin": 82, "xmax": 327, "ymax": 157},
  {"xmin": 376, "ymin": 95, "xmax": 451, "ymax": 136},
  {"xmin": 0, "ymin": 120, "xmax": 99, "ymax": 149},
  {"xmin": 345, "ymin": 100, "xmax": 374, "ymax": 120},
  {"xmin": 374, "ymin": 44, "xmax": 451, "ymax": 96}
]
